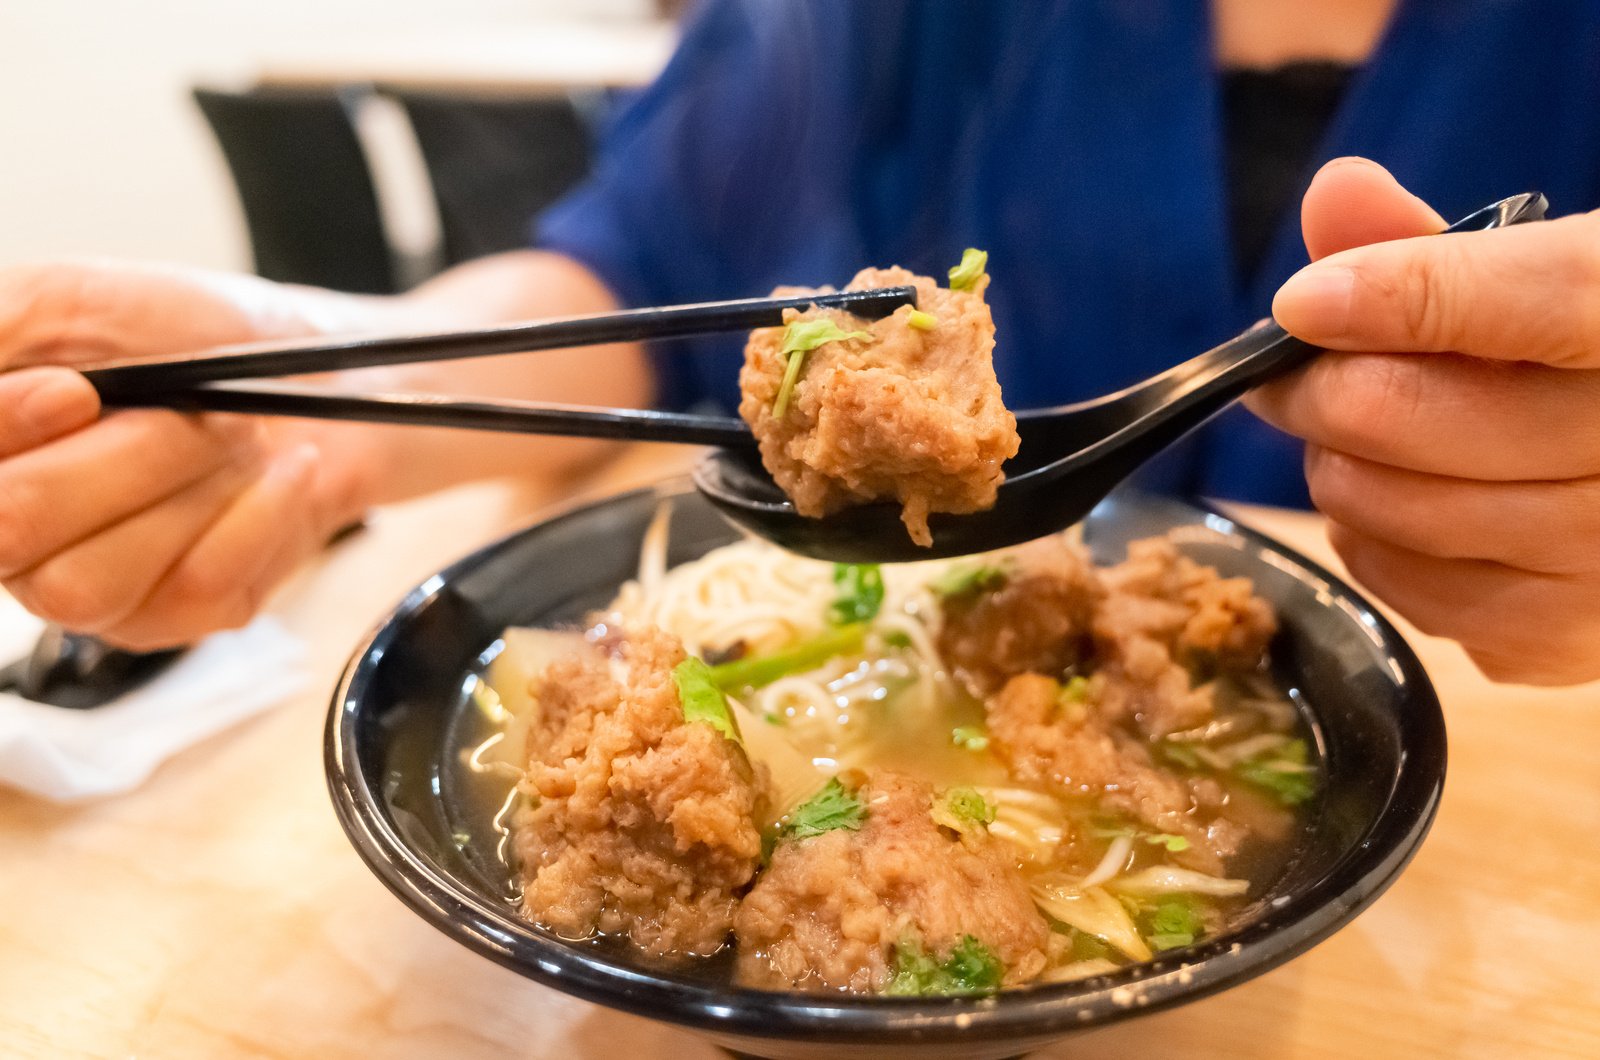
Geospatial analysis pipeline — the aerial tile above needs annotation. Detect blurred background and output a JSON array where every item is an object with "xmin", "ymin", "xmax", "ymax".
[{"xmin": 0, "ymin": 0, "xmax": 670, "ymax": 277}]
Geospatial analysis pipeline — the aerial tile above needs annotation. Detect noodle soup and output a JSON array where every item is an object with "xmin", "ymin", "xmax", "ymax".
[{"xmin": 469, "ymin": 516, "xmax": 1317, "ymax": 995}]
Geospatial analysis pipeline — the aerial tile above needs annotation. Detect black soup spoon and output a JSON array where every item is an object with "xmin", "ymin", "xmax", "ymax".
[{"xmin": 693, "ymin": 192, "xmax": 1549, "ymax": 563}]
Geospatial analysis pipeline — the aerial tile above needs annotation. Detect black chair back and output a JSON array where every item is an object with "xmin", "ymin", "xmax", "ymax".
[
  {"xmin": 193, "ymin": 86, "xmax": 396, "ymax": 294},
  {"xmin": 389, "ymin": 92, "xmax": 592, "ymax": 265}
]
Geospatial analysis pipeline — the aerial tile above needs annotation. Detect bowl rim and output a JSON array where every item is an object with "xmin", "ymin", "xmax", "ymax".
[{"xmin": 325, "ymin": 483, "xmax": 1446, "ymax": 1045}]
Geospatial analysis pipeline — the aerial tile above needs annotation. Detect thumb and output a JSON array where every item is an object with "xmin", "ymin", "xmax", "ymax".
[
  {"xmin": 1300, "ymin": 157, "xmax": 1445, "ymax": 261},
  {"xmin": 1272, "ymin": 208, "xmax": 1600, "ymax": 367}
]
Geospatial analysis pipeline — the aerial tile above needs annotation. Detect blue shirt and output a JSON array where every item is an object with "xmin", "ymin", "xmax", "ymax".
[{"xmin": 537, "ymin": 0, "xmax": 1600, "ymax": 507}]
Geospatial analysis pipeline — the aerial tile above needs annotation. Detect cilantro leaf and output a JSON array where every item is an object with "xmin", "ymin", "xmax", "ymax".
[
  {"xmin": 671, "ymin": 657, "xmax": 742, "ymax": 744},
  {"xmin": 951, "ymin": 725, "xmax": 989, "ymax": 751},
  {"xmin": 772, "ymin": 318, "xmax": 873, "ymax": 418},
  {"xmin": 886, "ymin": 935, "xmax": 1003, "ymax": 996},
  {"xmin": 759, "ymin": 826, "xmax": 778, "ymax": 865},
  {"xmin": 1141, "ymin": 897, "xmax": 1205, "ymax": 952},
  {"xmin": 1158, "ymin": 741, "xmax": 1204, "ymax": 770},
  {"xmin": 943, "ymin": 936, "xmax": 1004, "ymax": 992},
  {"xmin": 947, "ymin": 248, "xmax": 989, "ymax": 292},
  {"xmin": 884, "ymin": 939, "xmax": 941, "ymax": 996},
  {"xmin": 828, "ymin": 563, "xmax": 885, "ymax": 626},
  {"xmin": 930, "ymin": 563, "xmax": 1008, "ymax": 599},
  {"xmin": 780, "ymin": 778, "xmax": 866, "ymax": 841},
  {"xmin": 1236, "ymin": 738, "xmax": 1316, "ymax": 806}
]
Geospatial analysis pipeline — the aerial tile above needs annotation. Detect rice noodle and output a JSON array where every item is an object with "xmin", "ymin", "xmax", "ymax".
[
  {"xmin": 635, "ymin": 499, "xmax": 674, "ymax": 594},
  {"xmin": 606, "ymin": 536, "xmax": 956, "ymax": 763},
  {"xmin": 609, "ymin": 538, "xmax": 836, "ymax": 657},
  {"xmin": 1079, "ymin": 834, "xmax": 1134, "ymax": 889}
]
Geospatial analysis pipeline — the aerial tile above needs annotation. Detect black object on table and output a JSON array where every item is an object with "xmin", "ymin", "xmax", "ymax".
[{"xmin": 0, "ymin": 627, "xmax": 182, "ymax": 711}]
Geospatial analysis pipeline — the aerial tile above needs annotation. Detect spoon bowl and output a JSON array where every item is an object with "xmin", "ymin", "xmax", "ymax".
[{"xmin": 695, "ymin": 192, "xmax": 1548, "ymax": 563}]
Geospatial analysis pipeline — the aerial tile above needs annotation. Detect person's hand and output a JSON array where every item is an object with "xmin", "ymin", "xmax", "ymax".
[
  {"xmin": 1245, "ymin": 157, "xmax": 1600, "ymax": 685},
  {"xmin": 0, "ymin": 260, "xmax": 383, "ymax": 649}
]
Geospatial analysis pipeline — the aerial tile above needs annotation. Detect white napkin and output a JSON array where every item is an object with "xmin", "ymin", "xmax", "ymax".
[{"xmin": 0, "ymin": 597, "xmax": 309, "ymax": 801}]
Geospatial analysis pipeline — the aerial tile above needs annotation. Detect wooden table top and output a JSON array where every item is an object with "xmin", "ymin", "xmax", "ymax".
[{"xmin": 3, "ymin": 446, "xmax": 1596, "ymax": 1059}]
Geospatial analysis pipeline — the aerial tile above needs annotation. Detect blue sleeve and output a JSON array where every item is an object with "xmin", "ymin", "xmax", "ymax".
[{"xmin": 534, "ymin": 0, "xmax": 866, "ymax": 411}]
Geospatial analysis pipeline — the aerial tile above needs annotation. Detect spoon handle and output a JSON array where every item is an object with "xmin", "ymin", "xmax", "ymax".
[{"xmin": 1209, "ymin": 190, "xmax": 1549, "ymax": 391}]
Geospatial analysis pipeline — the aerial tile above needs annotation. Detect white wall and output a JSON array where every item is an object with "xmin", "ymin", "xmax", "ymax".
[{"xmin": 0, "ymin": 1, "xmax": 648, "ymax": 271}]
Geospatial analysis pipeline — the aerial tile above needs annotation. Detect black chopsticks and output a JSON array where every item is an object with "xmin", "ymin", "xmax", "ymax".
[
  {"xmin": 142, "ymin": 382, "xmax": 759, "ymax": 447},
  {"xmin": 75, "ymin": 285, "xmax": 916, "ymax": 446},
  {"xmin": 82, "ymin": 286, "xmax": 917, "ymax": 401}
]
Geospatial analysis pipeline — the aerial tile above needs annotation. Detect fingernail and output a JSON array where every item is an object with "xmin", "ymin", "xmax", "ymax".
[
  {"xmin": 18, "ymin": 372, "xmax": 95, "ymax": 437},
  {"xmin": 1274, "ymin": 265, "xmax": 1356, "ymax": 339}
]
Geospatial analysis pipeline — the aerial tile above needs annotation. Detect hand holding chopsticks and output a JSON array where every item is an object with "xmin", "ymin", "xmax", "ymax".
[{"xmin": 78, "ymin": 286, "xmax": 918, "ymax": 445}]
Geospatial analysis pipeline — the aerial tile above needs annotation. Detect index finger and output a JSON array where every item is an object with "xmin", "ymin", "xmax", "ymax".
[{"xmin": 1272, "ymin": 210, "xmax": 1600, "ymax": 368}]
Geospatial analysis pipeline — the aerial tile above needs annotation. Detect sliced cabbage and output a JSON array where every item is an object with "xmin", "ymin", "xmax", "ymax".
[
  {"xmin": 488, "ymin": 628, "xmax": 589, "ymax": 720},
  {"xmin": 1108, "ymin": 865, "xmax": 1250, "ymax": 898},
  {"xmin": 1031, "ymin": 882, "xmax": 1152, "ymax": 963},
  {"xmin": 1043, "ymin": 958, "xmax": 1122, "ymax": 983}
]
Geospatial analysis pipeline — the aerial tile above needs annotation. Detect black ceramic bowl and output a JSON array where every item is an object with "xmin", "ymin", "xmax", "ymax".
[{"xmin": 325, "ymin": 484, "xmax": 1446, "ymax": 1060}]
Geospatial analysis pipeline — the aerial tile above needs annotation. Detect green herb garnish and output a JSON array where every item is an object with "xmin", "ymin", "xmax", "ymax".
[
  {"xmin": 1066, "ymin": 925, "xmax": 1114, "ymax": 963},
  {"xmin": 951, "ymin": 725, "xmax": 989, "ymax": 751},
  {"xmin": 1091, "ymin": 824, "xmax": 1187, "ymax": 853},
  {"xmin": 930, "ymin": 563, "xmax": 1008, "ymax": 599},
  {"xmin": 932, "ymin": 787, "xmax": 995, "ymax": 832},
  {"xmin": 886, "ymin": 935, "xmax": 1004, "ymax": 996},
  {"xmin": 828, "ymin": 563, "xmax": 884, "ymax": 626},
  {"xmin": 907, "ymin": 308, "xmax": 938, "ymax": 330},
  {"xmin": 708, "ymin": 624, "xmax": 867, "ymax": 691},
  {"xmin": 1058, "ymin": 675, "xmax": 1090, "ymax": 704},
  {"xmin": 1159, "ymin": 741, "xmax": 1204, "ymax": 770},
  {"xmin": 886, "ymin": 939, "xmax": 942, "ymax": 996},
  {"xmin": 947, "ymin": 248, "xmax": 989, "ymax": 291},
  {"xmin": 780, "ymin": 777, "xmax": 867, "ymax": 840},
  {"xmin": 759, "ymin": 826, "xmax": 779, "ymax": 865},
  {"xmin": 671, "ymin": 657, "xmax": 742, "ymax": 744},
  {"xmin": 1142, "ymin": 897, "xmax": 1205, "ymax": 952},
  {"xmin": 772, "ymin": 319, "xmax": 873, "ymax": 418},
  {"xmin": 1236, "ymin": 738, "xmax": 1316, "ymax": 806}
]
